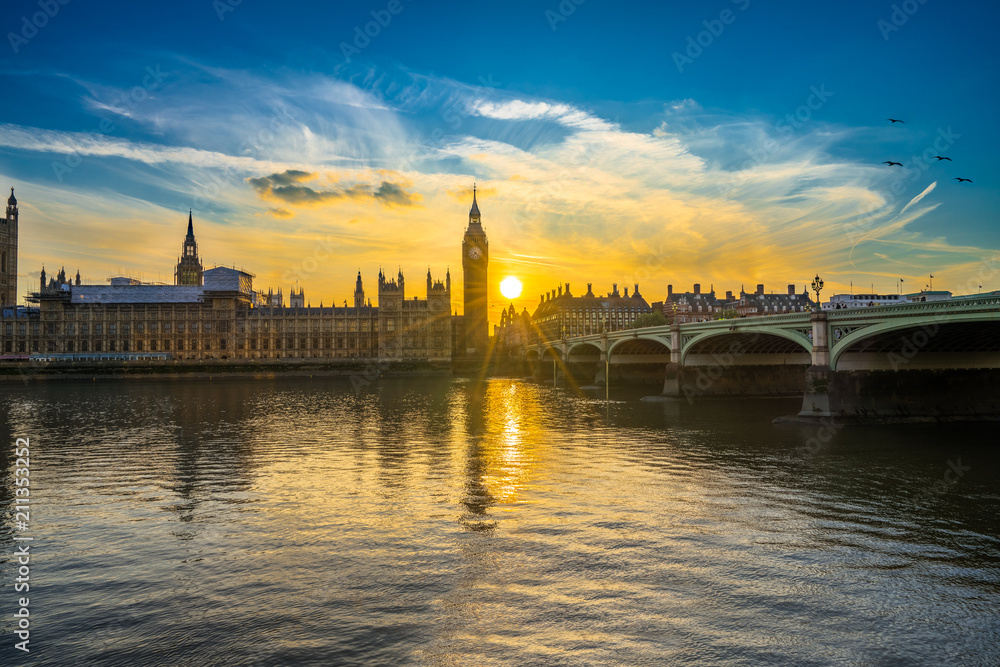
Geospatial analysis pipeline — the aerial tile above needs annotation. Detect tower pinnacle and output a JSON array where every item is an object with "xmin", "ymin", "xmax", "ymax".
[{"xmin": 469, "ymin": 184, "xmax": 481, "ymax": 222}]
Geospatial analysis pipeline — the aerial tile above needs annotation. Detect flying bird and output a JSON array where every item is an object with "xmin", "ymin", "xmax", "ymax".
[
  {"xmin": 883, "ymin": 161, "xmax": 902, "ymax": 166},
  {"xmin": 887, "ymin": 118, "xmax": 905, "ymax": 123},
  {"xmin": 932, "ymin": 156, "xmax": 952, "ymax": 161},
  {"xmin": 953, "ymin": 177, "xmax": 973, "ymax": 183}
]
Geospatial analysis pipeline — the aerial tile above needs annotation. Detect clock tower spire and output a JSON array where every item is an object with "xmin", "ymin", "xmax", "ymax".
[
  {"xmin": 461, "ymin": 185, "xmax": 489, "ymax": 355},
  {"xmin": 1, "ymin": 187, "xmax": 19, "ymax": 308}
]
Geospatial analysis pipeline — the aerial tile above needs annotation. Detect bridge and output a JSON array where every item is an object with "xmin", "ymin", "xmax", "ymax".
[{"xmin": 524, "ymin": 296, "xmax": 1000, "ymax": 420}]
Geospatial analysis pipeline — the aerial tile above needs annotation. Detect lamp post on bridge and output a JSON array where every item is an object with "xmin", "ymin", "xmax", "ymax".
[{"xmin": 811, "ymin": 274, "xmax": 824, "ymax": 310}]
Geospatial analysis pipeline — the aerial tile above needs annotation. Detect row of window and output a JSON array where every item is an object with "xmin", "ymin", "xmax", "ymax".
[
  {"xmin": 8, "ymin": 335, "xmax": 447, "ymax": 354},
  {"xmin": 4, "ymin": 319, "xmax": 451, "ymax": 337}
]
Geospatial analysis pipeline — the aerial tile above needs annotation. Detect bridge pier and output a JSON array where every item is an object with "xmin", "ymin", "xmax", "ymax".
[
  {"xmin": 594, "ymin": 333, "xmax": 609, "ymax": 385},
  {"xmin": 662, "ymin": 362, "xmax": 682, "ymax": 397},
  {"xmin": 798, "ymin": 367, "xmax": 1000, "ymax": 421},
  {"xmin": 798, "ymin": 365, "xmax": 836, "ymax": 416},
  {"xmin": 594, "ymin": 357, "xmax": 607, "ymax": 385}
]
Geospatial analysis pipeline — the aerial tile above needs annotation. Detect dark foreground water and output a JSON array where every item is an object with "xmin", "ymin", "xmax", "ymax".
[{"xmin": 1, "ymin": 376, "xmax": 998, "ymax": 666}]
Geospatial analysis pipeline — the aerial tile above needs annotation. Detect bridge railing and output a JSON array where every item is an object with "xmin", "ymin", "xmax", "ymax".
[
  {"xmin": 826, "ymin": 297, "xmax": 1000, "ymax": 319},
  {"xmin": 525, "ymin": 298, "xmax": 1000, "ymax": 350}
]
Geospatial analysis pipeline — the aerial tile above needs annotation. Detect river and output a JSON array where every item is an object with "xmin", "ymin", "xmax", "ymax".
[{"xmin": 1, "ymin": 376, "xmax": 998, "ymax": 665}]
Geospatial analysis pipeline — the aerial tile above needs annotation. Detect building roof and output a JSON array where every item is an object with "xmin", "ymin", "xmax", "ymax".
[
  {"xmin": 59, "ymin": 267, "xmax": 253, "ymax": 304},
  {"xmin": 70, "ymin": 284, "xmax": 205, "ymax": 304},
  {"xmin": 668, "ymin": 290, "xmax": 724, "ymax": 308},
  {"xmin": 531, "ymin": 284, "xmax": 651, "ymax": 319},
  {"xmin": 7, "ymin": 187, "xmax": 15, "ymax": 206}
]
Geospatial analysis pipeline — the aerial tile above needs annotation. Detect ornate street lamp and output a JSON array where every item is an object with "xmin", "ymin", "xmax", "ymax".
[{"xmin": 811, "ymin": 274, "xmax": 824, "ymax": 309}]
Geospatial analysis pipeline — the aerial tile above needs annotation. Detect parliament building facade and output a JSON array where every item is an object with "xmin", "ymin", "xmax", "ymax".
[{"xmin": 1, "ymin": 190, "xmax": 491, "ymax": 364}]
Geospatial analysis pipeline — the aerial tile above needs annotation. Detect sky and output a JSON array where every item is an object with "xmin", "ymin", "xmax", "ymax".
[{"xmin": 2, "ymin": 0, "xmax": 999, "ymax": 321}]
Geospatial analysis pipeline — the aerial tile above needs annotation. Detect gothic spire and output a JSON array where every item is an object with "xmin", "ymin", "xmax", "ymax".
[
  {"xmin": 469, "ymin": 183, "xmax": 481, "ymax": 222},
  {"xmin": 186, "ymin": 210, "xmax": 194, "ymax": 238}
]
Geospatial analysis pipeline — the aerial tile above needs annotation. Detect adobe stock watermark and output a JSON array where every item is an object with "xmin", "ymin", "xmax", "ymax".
[
  {"xmin": 190, "ymin": 106, "xmax": 297, "ymax": 212},
  {"xmin": 717, "ymin": 84, "xmax": 833, "ymax": 198},
  {"xmin": 339, "ymin": 0, "xmax": 410, "ymax": 64},
  {"xmin": 51, "ymin": 65, "xmax": 169, "ymax": 182},
  {"xmin": 281, "ymin": 235, "xmax": 339, "ymax": 286},
  {"xmin": 911, "ymin": 457, "xmax": 970, "ymax": 503},
  {"xmin": 12, "ymin": 437, "xmax": 33, "ymax": 653},
  {"xmin": 886, "ymin": 257, "xmax": 998, "ymax": 369},
  {"xmin": 844, "ymin": 125, "xmax": 960, "ymax": 249},
  {"xmin": 345, "ymin": 60, "xmax": 500, "ymax": 170},
  {"xmin": 787, "ymin": 417, "xmax": 844, "ymax": 465},
  {"xmin": 213, "ymin": 0, "xmax": 243, "ymax": 21},
  {"xmin": 672, "ymin": 0, "xmax": 751, "ymax": 73},
  {"xmin": 350, "ymin": 336, "xmax": 401, "ymax": 392},
  {"xmin": 545, "ymin": 0, "xmax": 586, "ymax": 31},
  {"xmin": 7, "ymin": 0, "xmax": 71, "ymax": 54},
  {"xmin": 887, "ymin": 320, "xmax": 941, "ymax": 370},
  {"xmin": 680, "ymin": 332, "xmax": 761, "ymax": 404},
  {"xmin": 877, "ymin": 0, "xmax": 929, "ymax": 41},
  {"xmin": 617, "ymin": 241, "xmax": 671, "ymax": 296}
]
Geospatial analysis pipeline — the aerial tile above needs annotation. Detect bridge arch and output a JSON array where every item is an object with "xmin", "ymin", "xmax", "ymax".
[
  {"xmin": 540, "ymin": 345, "xmax": 563, "ymax": 360},
  {"xmin": 568, "ymin": 341, "xmax": 602, "ymax": 356},
  {"xmin": 606, "ymin": 337, "xmax": 671, "ymax": 366},
  {"xmin": 680, "ymin": 328, "xmax": 812, "ymax": 365},
  {"xmin": 830, "ymin": 316, "xmax": 1000, "ymax": 370},
  {"xmin": 607, "ymin": 335, "xmax": 671, "ymax": 357}
]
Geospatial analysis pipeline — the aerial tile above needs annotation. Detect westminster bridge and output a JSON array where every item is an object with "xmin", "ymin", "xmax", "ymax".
[{"xmin": 523, "ymin": 296, "xmax": 1000, "ymax": 420}]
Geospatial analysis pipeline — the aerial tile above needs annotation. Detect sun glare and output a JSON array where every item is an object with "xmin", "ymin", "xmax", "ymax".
[{"xmin": 500, "ymin": 276, "xmax": 523, "ymax": 300}]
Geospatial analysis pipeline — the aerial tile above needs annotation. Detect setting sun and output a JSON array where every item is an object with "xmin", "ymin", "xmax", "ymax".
[{"xmin": 500, "ymin": 276, "xmax": 523, "ymax": 300}]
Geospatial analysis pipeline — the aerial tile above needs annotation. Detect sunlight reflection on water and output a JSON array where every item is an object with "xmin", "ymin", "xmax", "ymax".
[{"xmin": 1, "ymin": 376, "xmax": 998, "ymax": 665}]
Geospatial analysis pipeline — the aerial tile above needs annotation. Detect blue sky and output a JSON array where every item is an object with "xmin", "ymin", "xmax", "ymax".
[{"xmin": 2, "ymin": 0, "xmax": 998, "ymax": 313}]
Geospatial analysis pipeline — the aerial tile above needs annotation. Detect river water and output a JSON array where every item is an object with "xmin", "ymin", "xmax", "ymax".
[{"xmin": 1, "ymin": 376, "xmax": 998, "ymax": 666}]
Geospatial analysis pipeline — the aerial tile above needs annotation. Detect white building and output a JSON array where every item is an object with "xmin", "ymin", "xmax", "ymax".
[{"xmin": 825, "ymin": 290, "xmax": 952, "ymax": 309}]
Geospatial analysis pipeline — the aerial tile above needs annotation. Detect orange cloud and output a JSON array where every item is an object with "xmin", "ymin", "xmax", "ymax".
[{"xmin": 247, "ymin": 170, "xmax": 422, "ymax": 209}]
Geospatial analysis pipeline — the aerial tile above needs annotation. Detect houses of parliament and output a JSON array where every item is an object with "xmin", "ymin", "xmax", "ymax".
[{"xmin": 0, "ymin": 187, "xmax": 491, "ymax": 363}]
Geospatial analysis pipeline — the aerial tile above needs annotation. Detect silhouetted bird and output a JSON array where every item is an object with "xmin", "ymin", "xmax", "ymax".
[
  {"xmin": 953, "ymin": 178, "xmax": 973, "ymax": 183},
  {"xmin": 883, "ymin": 161, "xmax": 903, "ymax": 166},
  {"xmin": 932, "ymin": 156, "xmax": 952, "ymax": 161},
  {"xmin": 887, "ymin": 118, "xmax": 905, "ymax": 123}
]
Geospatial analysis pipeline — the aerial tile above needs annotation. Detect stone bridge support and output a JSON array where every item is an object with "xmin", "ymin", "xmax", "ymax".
[
  {"xmin": 662, "ymin": 323, "xmax": 682, "ymax": 397},
  {"xmin": 594, "ymin": 333, "xmax": 609, "ymax": 385}
]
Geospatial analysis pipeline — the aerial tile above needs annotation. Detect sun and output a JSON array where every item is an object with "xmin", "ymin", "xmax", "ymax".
[{"xmin": 499, "ymin": 276, "xmax": 523, "ymax": 300}]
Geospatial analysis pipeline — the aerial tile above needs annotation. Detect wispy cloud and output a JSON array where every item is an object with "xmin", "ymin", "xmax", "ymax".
[
  {"xmin": 899, "ymin": 181, "xmax": 936, "ymax": 218},
  {"xmin": 2, "ymin": 58, "xmax": 992, "ymax": 318}
]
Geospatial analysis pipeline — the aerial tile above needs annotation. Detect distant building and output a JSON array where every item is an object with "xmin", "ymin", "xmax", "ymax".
[
  {"xmin": 654, "ymin": 283, "xmax": 724, "ymax": 323},
  {"xmin": 2, "ymin": 203, "xmax": 454, "ymax": 362},
  {"xmin": 825, "ymin": 290, "xmax": 952, "ymax": 309},
  {"xmin": 174, "ymin": 211, "xmax": 204, "ymax": 286},
  {"xmin": 825, "ymin": 293, "xmax": 906, "ymax": 309},
  {"xmin": 530, "ymin": 282, "xmax": 651, "ymax": 343},
  {"xmin": 731, "ymin": 284, "xmax": 813, "ymax": 316},
  {"xmin": 494, "ymin": 304, "xmax": 531, "ymax": 353},
  {"xmin": 905, "ymin": 290, "xmax": 952, "ymax": 303}
]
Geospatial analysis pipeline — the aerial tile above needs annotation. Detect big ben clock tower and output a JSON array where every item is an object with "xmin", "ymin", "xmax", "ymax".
[{"xmin": 462, "ymin": 186, "xmax": 489, "ymax": 355}]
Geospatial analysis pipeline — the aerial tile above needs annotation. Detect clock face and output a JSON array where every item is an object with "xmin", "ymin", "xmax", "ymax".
[{"xmin": 468, "ymin": 246, "xmax": 483, "ymax": 260}]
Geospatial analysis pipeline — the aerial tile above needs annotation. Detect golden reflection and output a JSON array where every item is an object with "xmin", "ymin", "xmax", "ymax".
[{"xmin": 463, "ymin": 380, "xmax": 543, "ymax": 516}]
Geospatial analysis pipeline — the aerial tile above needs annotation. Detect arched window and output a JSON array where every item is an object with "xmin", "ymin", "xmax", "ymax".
[{"xmin": 1, "ymin": 251, "xmax": 5, "ymax": 272}]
